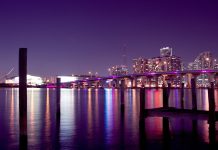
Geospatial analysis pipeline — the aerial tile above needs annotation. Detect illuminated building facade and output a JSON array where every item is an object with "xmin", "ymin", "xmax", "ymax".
[
  {"xmin": 5, "ymin": 74, "xmax": 43, "ymax": 86},
  {"xmin": 108, "ymin": 65, "xmax": 128, "ymax": 76},
  {"xmin": 45, "ymin": 75, "xmax": 97, "ymax": 83},
  {"xmin": 160, "ymin": 47, "xmax": 172, "ymax": 57},
  {"xmin": 188, "ymin": 51, "xmax": 217, "ymax": 70},
  {"xmin": 187, "ymin": 51, "xmax": 218, "ymax": 87},
  {"xmin": 132, "ymin": 47, "xmax": 182, "ymax": 73},
  {"xmin": 132, "ymin": 58, "xmax": 149, "ymax": 73}
]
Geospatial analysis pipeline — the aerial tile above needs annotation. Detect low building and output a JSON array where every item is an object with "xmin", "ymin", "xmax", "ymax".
[{"xmin": 5, "ymin": 74, "xmax": 43, "ymax": 86}]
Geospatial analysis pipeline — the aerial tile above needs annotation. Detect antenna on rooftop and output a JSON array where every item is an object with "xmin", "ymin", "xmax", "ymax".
[{"xmin": 122, "ymin": 44, "xmax": 127, "ymax": 66}]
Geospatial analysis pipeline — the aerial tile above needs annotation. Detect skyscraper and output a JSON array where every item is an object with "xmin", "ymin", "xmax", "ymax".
[{"xmin": 160, "ymin": 47, "xmax": 172, "ymax": 57}]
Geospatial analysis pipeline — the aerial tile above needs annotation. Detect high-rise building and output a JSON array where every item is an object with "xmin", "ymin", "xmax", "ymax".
[
  {"xmin": 108, "ymin": 65, "xmax": 128, "ymax": 76},
  {"xmin": 132, "ymin": 57, "xmax": 150, "ymax": 73},
  {"xmin": 187, "ymin": 51, "xmax": 218, "ymax": 87},
  {"xmin": 187, "ymin": 62, "xmax": 198, "ymax": 70},
  {"xmin": 160, "ymin": 47, "xmax": 172, "ymax": 57},
  {"xmin": 188, "ymin": 51, "xmax": 217, "ymax": 70},
  {"xmin": 132, "ymin": 47, "xmax": 182, "ymax": 73}
]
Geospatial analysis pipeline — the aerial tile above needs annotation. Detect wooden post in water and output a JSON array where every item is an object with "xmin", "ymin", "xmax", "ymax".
[
  {"xmin": 56, "ymin": 78, "xmax": 61, "ymax": 149},
  {"xmin": 120, "ymin": 79, "xmax": 125, "ymax": 111},
  {"xmin": 56, "ymin": 78, "xmax": 61, "ymax": 120},
  {"xmin": 163, "ymin": 117, "xmax": 170, "ymax": 150},
  {"xmin": 208, "ymin": 82, "xmax": 215, "ymax": 112},
  {"xmin": 180, "ymin": 83, "xmax": 184, "ymax": 109},
  {"xmin": 140, "ymin": 87, "xmax": 145, "ymax": 119},
  {"xmin": 163, "ymin": 83, "xmax": 170, "ymax": 109},
  {"xmin": 19, "ymin": 48, "xmax": 27, "ymax": 150},
  {"xmin": 167, "ymin": 83, "xmax": 171, "ymax": 97},
  {"xmin": 208, "ymin": 82, "xmax": 215, "ymax": 121},
  {"xmin": 209, "ymin": 117, "xmax": 215, "ymax": 149},
  {"xmin": 208, "ymin": 81, "xmax": 216, "ymax": 149},
  {"xmin": 191, "ymin": 78, "xmax": 197, "ymax": 111}
]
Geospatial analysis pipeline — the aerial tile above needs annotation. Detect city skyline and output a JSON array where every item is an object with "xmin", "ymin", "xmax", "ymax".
[{"xmin": 0, "ymin": 0, "xmax": 218, "ymax": 76}]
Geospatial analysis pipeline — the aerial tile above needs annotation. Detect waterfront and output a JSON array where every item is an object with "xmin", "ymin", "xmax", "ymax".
[{"xmin": 0, "ymin": 88, "xmax": 218, "ymax": 149}]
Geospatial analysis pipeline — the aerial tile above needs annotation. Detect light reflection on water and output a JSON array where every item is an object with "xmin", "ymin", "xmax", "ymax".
[{"xmin": 0, "ymin": 88, "xmax": 217, "ymax": 149}]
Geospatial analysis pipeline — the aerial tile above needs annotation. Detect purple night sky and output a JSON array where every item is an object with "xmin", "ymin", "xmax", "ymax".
[{"xmin": 0, "ymin": 0, "xmax": 218, "ymax": 77}]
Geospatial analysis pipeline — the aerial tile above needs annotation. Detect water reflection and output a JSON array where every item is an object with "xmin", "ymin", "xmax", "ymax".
[
  {"xmin": 0, "ymin": 88, "xmax": 217, "ymax": 149},
  {"xmin": 104, "ymin": 89, "xmax": 115, "ymax": 145},
  {"xmin": 60, "ymin": 88, "xmax": 75, "ymax": 148},
  {"xmin": 9, "ymin": 89, "xmax": 19, "ymax": 149},
  {"xmin": 44, "ymin": 89, "xmax": 51, "ymax": 147},
  {"xmin": 146, "ymin": 89, "xmax": 162, "ymax": 109}
]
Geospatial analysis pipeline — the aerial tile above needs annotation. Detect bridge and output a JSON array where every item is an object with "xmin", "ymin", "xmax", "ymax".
[{"xmin": 61, "ymin": 69, "xmax": 218, "ymax": 89}]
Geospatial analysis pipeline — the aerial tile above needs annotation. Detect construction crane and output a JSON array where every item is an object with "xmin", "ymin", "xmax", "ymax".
[{"xmin": 0, "ymin": 67, "xmax": 14, "ymax": 82}]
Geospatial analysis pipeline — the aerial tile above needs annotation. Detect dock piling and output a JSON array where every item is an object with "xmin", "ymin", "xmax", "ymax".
[
  {"xmin": 208, "ymin": 82, "xmax": 215, "ymax": 112},
  {"xmin": 163, "ymin": 117, "xmax": 170, "ymax": 150},
  {"xmin": 140, "ymin": 87, "xmax": 145, "ymax": 119},
  {"xmin": 56, "ymin": 78, "xmax": 61, "ymax": 120},
  {"xmin": 180, "ymin": 83, "xmax": 184, "ymax": 109},
  {"xmin": 19, "ymin": 48, "xmax": 28, "ymax": 150},
  {"xmin": 208, "ymin": 82, "xmax": 215, "ymax": 123},
  {"xmin": 163, "ymin": 83, "xmax": 170, "ymax": 108},
  {"xmin": 120, "ymin": 80, "xmax": 125, "ymax": 111},
  {"xmin": 191, "ymin": 78, "xmax": 197, "ymax": 111}
]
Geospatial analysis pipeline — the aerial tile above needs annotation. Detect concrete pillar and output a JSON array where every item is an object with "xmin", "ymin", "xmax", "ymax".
[
  {"xmin": 113, "ymin": 79, "xmax": 119, "ymax": 88},
  {"xmin": 87, "ymin": 81, "xmax": 92, "ymax": 88},
  {"xmin": 133, "ymin": 77, "xmax": 137, "ymax": 88},
  {"xmin": 154, "ymin": 75, "xmax": 159, "ymax": 88},
  {"xmin": 162, "ymin": 75, "xmax": 167, "ymax": 87},
  {"xmin": 19, "ymin": 48, "xmax": 28, "ymax": 150},
  {"xmin": 143, "ymin": 77, "xmax": 146, "ymax": 87},
  {"xmin": 208, "ymin": 73, "xmax": 215, "ymax": 83},
  {"xmin": 147, "ymin": 76, "xmax": 152, "ymax": 87},
  {"xmin": 187, "ymin": 73, "xmax": 192, "ymax": 88}
]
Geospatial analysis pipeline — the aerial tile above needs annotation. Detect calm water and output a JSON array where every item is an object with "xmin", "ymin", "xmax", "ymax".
[{"xmin": 0, "ymin": 88, "xmax": 218, "ymax": 150}]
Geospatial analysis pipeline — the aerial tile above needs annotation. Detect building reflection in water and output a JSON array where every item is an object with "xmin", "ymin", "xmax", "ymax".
[
  {"xmin": 0, "ymin": 88, "xmax": 218, "ymax": 149},
  {"xmin": 104, "ymin": 89, "xmax": 114, "ymax": 145},
  {"xmin": 104, "ymin": 89, "xmax": 120, "ymax": 145},
  {"xmin": 198, "ymin": 89, "xmax": 209, "ymax": 111},
  {"xmin": 214, "ymin": 89, "xmax": 218, "ymax": 111},
  {"xmin": 28, "ymin": 88, "xmax": 37, "ymax": 147},
  {"xmin": 87, "ymin": 88, "xmax": 93, "ymax": 141},
  {"xmin": 146, "ymin": 89, "xmax": 162, "ymax": 109},
  {"xmin": 94, "ymin": 89, "xmax": 99, "ymax": 126},
  {"xmin": 9, "ymin": 88, "xmax": 19, "ymax": 149},
  {"xmin": 60, "ymin": 88, "xmax": 75, "ymax": 147},
  {"xmin": 44, "ymin": 88, "xmax": 51, "ymax": 146}
]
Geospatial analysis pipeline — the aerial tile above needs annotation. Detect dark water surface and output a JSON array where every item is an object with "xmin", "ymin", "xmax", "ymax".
[{"xmin": 0, "ymin": 88, "xmax": 218, "ymax": 150}]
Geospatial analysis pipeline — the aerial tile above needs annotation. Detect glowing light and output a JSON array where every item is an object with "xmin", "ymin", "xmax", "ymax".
[
  {"xmin": 6, "ymin": 74, "xmax": 43, "ymax": 85},
  {"xmin": 57, "ymin": 76, "xmax": 78, "ymax": 83}
]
